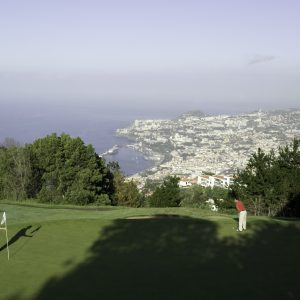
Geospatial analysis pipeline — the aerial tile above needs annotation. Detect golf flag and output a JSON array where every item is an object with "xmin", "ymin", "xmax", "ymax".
[
  {"xmin": 1, "ymin": 212, "xmax": 6, "ymax": 225},
  {"xmin": 0, "ymin": 211, "xmax": 9, "ymax": 260}
]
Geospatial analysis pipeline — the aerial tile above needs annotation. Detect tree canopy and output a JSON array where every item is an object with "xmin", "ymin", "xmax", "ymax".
[
  {"xmin": 232, "ymin": 139, "xmax": 300, "ymax": 217},
  {"xmin": 149, "ymin": 176, "xmax": 181, "ymax": 207},
  {"xmin": 0, "ymin": 134, "xmax": 115, "ymax": 205}
]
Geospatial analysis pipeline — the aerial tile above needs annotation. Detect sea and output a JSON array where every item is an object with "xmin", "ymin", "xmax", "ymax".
[
  {"xmin": 2, "ymin": 99, "xmax": 293, "ymax": 176},
  {"xmin": 0, "ymin": 101, "xmax": 183, "ymax": 176}
]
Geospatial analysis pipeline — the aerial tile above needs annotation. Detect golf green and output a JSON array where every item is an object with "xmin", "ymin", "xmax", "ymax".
[{"xmin": 0, "ymin": 204, "xmax": 299, "ymax": 299}]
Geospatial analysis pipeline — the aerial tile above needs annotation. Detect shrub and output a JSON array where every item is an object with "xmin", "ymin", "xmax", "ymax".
[{"xmin": 149, "ymin": 176, "xmax": 181, "ymax": 207}]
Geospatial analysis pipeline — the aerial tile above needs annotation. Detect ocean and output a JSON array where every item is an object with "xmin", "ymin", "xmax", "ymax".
[{"xmin": 0, "ymin": 101, "xmax": 180, "ymax": 176}]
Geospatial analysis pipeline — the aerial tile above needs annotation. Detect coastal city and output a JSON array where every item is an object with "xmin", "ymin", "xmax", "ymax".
[{"xmin": 116, "ymin": 109, "xmax": 300, "ymax": 188}]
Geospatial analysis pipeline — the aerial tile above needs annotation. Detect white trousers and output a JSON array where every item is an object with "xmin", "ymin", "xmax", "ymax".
[{"xmin": 238, "ymin": 210, "xmax": 247, "ymax": 231}]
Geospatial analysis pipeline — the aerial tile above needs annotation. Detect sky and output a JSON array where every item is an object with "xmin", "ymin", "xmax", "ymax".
[{"xmin": 1, "ymin": 0, "xmax": 300, "ymax": 116}]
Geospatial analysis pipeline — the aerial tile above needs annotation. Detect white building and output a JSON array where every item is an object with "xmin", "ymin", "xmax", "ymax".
[
  {"xmin": 179, "ymin": 176, "xmax": 197, "ymax": 188},
  {"xmin": 197, "ymin": 175, "xmax": 234, "ymax": 188}
]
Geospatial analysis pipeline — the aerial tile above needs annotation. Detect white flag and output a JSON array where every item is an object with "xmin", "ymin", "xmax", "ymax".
[{"xmin": 1, "ymin": 212, "xmax": 6, "ymax": 225}]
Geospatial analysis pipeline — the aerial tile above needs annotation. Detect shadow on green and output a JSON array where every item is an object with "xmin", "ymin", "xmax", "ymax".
[{"xmin": 12, "ymin": 215, "xmax": 299, "ymax": 300}]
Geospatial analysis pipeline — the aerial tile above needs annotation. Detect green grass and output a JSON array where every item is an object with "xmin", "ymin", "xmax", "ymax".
[{"xmin": 0, "ymin": 203, "xmax": 299, "ymax": 300}]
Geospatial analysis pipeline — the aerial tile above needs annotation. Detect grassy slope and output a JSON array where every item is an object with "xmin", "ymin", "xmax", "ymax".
[{"xmin": 0, "ymin": 203, "xmax": 299, "ymax": 300}]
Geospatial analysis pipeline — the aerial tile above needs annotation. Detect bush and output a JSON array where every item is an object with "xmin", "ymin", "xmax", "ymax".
[
  {"xmin": 180, "ymin": 185, "xmax": 207, "ymax": 208},
  {"xmin": 64, "ymin": 189, "xmax": 96, "ymax": 205},
  {"xmin": 215, "ymin": 198, "xmax": 235, "ymax": 210},
  {"xmin": 149, "ymin": 176, "xmax": 181, "ymax": 207},
  {"xmin": 38, "ymin": 187, "xmax": 63, "ymax": 204},
  {"xmin": 95, "ymin": 194, "xmax": 111, "ymax": 206}
]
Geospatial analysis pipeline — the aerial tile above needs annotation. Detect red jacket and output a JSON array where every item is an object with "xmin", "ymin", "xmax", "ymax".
[{"xmin": 236, "ymin": 200, "xmax": 246, "ymax": 212}]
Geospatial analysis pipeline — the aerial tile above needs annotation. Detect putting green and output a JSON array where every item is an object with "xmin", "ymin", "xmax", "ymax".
[{"xmin": 0, "ymin": 204, "xmax": 299, "ymax": 300}]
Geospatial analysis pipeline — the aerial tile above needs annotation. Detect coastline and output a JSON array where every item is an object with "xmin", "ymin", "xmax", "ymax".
[
  {"xmin": 110, "ymin": 109, "xmax": 300, "ymax": 187},
  {"xmin": 102, "ymin": 143, "xmax": 158, "ymax": 176},
  {"xmin": 114, "ymin": 131, "xmax": 167, "ymax": 176}
]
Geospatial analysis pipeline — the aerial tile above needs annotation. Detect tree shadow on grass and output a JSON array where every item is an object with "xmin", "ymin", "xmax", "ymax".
[{"xmin": 32, "ymin": 216, "xmax": 299, "ymax": 300}]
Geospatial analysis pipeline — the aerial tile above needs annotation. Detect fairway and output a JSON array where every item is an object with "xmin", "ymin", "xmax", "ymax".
[{"xmin": 0, "ymin": 204, "xmax": 299, "ymax": 300}]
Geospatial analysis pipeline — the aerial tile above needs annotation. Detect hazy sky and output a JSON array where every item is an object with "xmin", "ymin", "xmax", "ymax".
[{"xmin": 1, "ymin": 0, "xmax": 300, "ymax": 113}]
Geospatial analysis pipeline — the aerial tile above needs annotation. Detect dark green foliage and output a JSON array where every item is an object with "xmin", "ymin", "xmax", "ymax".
[
  {"xmin": 142, "ymin": 178, "xmax": 161, "ymax": 195},
  {"xmin": 232, "ymin": 148, "xmax": 275, "ymax": 215},
  {"xmin": 149, "ymin": 176, "xmax": 181, "ymax": 207},
  {"xmin": 111, "ymin": 171, "xmax": 141, "ymax": 207},
  {"xmin": 233, "ymin": 139, "xmax": 300, "ymax": 217},
  {"xmin": 275, "ymin": 139, "xmax": 300, "ymax": 216},
  {"xmin": 180, "ymin": 185, "xmax": 233, "ymax": 210},
  {"xmin": 107, "ymin": 161, "xmax": 121, "ymax": 174},
  {"xmin": 207, "ymin": 187, "xmax": 234, "ymax": 210},
  {"xmin": 0, "ymin": 133, "xmax": 144, "ymax": 206},
  {"xmin": 0, "ymin": 143, "xmax": 32, "ymax": 200},
  {"xmin": 0, "ymin": 134, "xmax": 117, "ymax": 205},
  {"xmin": 204, "ymin": 186, "xmax": 229, "ymax": 202},
  {"xmin": 180, "ymin": 185, "xmax": 207, "ymax": 207},
  {"xmin": 25, "ymin": 133, "xmax": 112, "ymax": 204}
]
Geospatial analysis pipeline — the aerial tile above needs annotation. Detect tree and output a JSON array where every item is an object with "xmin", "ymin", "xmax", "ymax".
[
  {"xmin": 180, "ymin": 185, "xmax": 232, "ymax": 210},
  {"xmin": 233, "ymin": 139, "xmax": 300, "ymax": 217},
  {"xmin": 27, "ymin": 133, "xmax": 112, "ymax": 204},
  {"xmin": 232, "ymin": 148, "xmax": 275, "ymax": 215},
  {"xmin": 180, "ymin": 185, "xmax": 206, "ymax": 207},
  {"xmin": 275, "ymin": 139, "xmax": 300, "ymax": 216},
  {"xmin": 205, "ymin": 186, "xmax": 233, "ymax": 210},
  {"xmin": 0, "ymin": 143, "xmax": 32, "ymax": 200},
  {"xmin": 111, "ymin": 170, "xmax": 141, "ymax": 207},
  {"xmin": 149, "ymin": 176, "xmax": 181, "ymax": 207}
]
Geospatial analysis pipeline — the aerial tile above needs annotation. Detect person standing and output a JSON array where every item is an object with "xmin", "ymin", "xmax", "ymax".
[{"xmin": 235, "ymin": 199, "xmax": 247, "ymax": 231}]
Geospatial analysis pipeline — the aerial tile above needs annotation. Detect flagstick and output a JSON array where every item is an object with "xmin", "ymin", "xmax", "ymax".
[
  {"xmin": 5, "ymin": 227, "xmax": 9, "ymax": 260},
  {"xmin": 1, "ymin": 212, "xmax": 9, "ymax": 260}
]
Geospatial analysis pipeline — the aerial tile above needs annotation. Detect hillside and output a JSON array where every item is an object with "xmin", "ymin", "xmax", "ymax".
[{"xmin": 117, "ymin": 109, "xmax": 300, "ymax": 184}]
